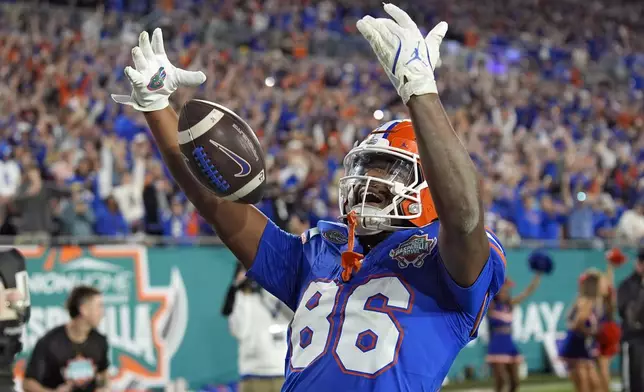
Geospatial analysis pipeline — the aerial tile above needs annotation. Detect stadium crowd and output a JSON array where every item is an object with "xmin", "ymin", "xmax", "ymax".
[{"xmin": 1, "ymin": 0, "xmax": 644, "ymax": 246}]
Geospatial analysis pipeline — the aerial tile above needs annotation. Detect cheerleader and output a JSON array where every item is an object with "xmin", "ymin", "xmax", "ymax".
[
  {"xmin": 486, "ymin": 251, "xmax": 551, "ymax": 392},
  {"xmin": 596, "ymin": 248, "xmax": 625, "ymax": 392},
  {"xmin": 559, "ymin": 269, "xmax": 603, "ymax": 392}
]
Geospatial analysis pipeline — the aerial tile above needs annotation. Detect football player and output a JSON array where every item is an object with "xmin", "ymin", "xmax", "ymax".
[{"xmin": 111, "ymin": 4, "xmax": 506, "ymax": 391}]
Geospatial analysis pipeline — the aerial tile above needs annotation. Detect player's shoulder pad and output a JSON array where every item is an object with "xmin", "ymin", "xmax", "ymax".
[
  {"xmin": 300, "ymin": 220, "xmax": 348, "ymax": 248},
  {"xmin": 418, "ymin": 220, "xmax": 440, "ymax": 236},
  {"xmin": 416, "ymin": 222, "xmax": 505, "ymax": 259}
]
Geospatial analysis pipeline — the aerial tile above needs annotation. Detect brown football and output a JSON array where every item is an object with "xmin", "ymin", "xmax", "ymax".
[{"xmin": 177, "ymin": 99, "xmax": 266, "ymax": 204}]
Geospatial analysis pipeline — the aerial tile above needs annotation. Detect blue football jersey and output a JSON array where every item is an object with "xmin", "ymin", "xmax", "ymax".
[{"xmin": 247, "ymin": 219, "xmax": 506, "ymax": 392}]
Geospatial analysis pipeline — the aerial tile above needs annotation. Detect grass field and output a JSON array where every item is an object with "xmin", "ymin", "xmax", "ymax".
[
  {"xmin": 447, "ymin": 383, "xmax": 572, "ymax": 392},
  {"xmin": 443, "ymin": 374, "xmax": 621, "ymax": 391}
]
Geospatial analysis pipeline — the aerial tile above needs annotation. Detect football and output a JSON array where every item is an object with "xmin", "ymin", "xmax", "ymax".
[{"xmin": 177, "ymin": 99, "xmax": 266, "ymax": 204}]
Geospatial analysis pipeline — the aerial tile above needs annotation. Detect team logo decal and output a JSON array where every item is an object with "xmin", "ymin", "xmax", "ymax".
[
  {"xmin": 389, "ymin": 234, "xmax": 436, "ymax": 269},
  {"xmin": 365, "ymin": 135, "xmax": 379, "ymax": 145},
  {"xmin": 147, "ymin": 67, "xmax": 167, "ymax": 91},
  {"xmin": 323, "ymin": 230, "xmax": 348, "ymax": 245},
  {"xmin": 15, "ymin": 246, "xmax": 188, "ymax": 391}
]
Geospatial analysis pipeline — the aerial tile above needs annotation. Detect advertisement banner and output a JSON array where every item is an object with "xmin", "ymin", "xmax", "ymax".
[
  {"xmin": 14, "ymin": 245, "xmax": 238, "ymax": 390},
  {"xmin": 448, "ymin": 248, "xmax": 634, "ymax": 379},
  {"xmin": 11, "ymin": 246, "xmax": 637, "ymax": 388}
]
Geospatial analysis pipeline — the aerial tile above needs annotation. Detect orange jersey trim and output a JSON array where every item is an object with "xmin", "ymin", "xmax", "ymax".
[{"xmin": 470, "ymin": 291, "xmax": 489, "ymax": 337}]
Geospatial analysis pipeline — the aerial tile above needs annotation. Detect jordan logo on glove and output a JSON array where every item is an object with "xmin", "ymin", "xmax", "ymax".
[
  {"xmin": 405, "ymin": 41, "xmax": 430, "ymax": 68},
  {"xmin": 356, "ymin": 3, "xmax": 447, "ymax": 104}
]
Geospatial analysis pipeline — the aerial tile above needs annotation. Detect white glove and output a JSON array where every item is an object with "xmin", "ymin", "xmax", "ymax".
[
  {"xmin": 111, "ymin": 28, "xmax": 206, "ymax": 112},
  {"xmin": 356, "ymin": 3, "xmax": 447, "ymax": 104}
]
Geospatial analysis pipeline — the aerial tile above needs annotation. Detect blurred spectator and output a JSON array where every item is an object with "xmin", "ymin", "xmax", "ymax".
[
  {"xmin": 12, "ymin": 165, "xmax": 69, "ymax": 243},
  {"xmin": 223, "ymin": 265, "xmax": 291, "ymax": 392},
  {"xmin": 1, "ymin": 0, "xmax": 644, "ymax": 247},
  {"xmin": 540, "ymin": 194, "xmax": 568, "ymax": 241},
  {"xmin": 617, "ymin": 250, "xmax": 644, "ymax": 392},
  {"xmin": 94, "ymin": 196, "xmax": 129, "ymax": 237},
  {"xmin": 594, "ymin": 194, "xmax": 620, "ymax": 240},
  {"xmin": 0, "ymin": 145, "xmax": 20, "ymax": 229},
  {"xmin": 0, "ymin": 146, "xmax": 20, "ymax": 200},
  {"xmin": 616, "ymin": 201, "xmax": 644, "ymax": 245},
  {"xmin": 143, "ymin": 161, "xmax": 172, "ymax": 236},
  {"xmin": 98, "ymin": 137, "xmax": 146, "ymax": 230},
  {"xmin": 23, "ymin": 285, "xmax": 110, "ymax": 392},
  {"xmin": 162, "ymin": 196, "xmax": 192, "ymax": 239},
  {"xmin": 288, "ymin": 211, "xmax": 311, "ymax": 236},
  {"xmin": 58, "ymin": 183, "xmax": 96, "ymax": 237}
]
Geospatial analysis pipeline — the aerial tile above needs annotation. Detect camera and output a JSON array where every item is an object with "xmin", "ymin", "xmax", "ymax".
[{"xmin": 0, "ymin": 249, "xmax": 30, "ymax": 368}]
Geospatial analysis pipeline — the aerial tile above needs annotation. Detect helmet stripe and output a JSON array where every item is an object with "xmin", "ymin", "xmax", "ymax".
[{"xmin": 380, "ymin": 120, "xmax": 402, "ymax": 139}]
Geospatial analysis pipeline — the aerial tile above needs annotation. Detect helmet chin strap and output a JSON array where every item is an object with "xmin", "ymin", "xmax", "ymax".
[
  {"xmin": 345, "ymin": 181, "xmax": 427, "ymax": 236},
  {"xmin": 349, "ymin": 204, "xmax": 391, "ymax": 236}
]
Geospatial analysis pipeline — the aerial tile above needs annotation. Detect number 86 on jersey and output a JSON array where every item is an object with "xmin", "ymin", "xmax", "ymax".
[{"xmin": 289, "ymin": 276, "xmax": 413, "ymax": 376}]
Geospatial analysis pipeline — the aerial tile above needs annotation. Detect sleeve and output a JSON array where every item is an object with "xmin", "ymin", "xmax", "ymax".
[
  {"xmin": 221, "ymin": 263, "xmax": 244, "ymax": 316},
  {"xmin": 220, "ymin": 285, "xmax": 238, "ymax": 317},
  {"xmin": 228, "ymin": 293, "xmax": 251, "ymax": 340},
  {"xmin": 97, "ymin": 335, "xmax": 110, "ymax": 372},
  {"xmin": 617, "ymin": 278, "xmax": 630, "ymax": 321},
  {"xmin": 132, "ymin": 158, "xmax": 146, "ymax": 191},
  {"xmin": 118, "ymin": 215, "xmax": 130, "ymax": 235},
  {"xmin": 24, "ymin": 337, "xmax": 50, "ymax": 383},
  {"xmin": 162, "ymin": 217, "xmax": 172, "ymax": 237},
  {"xmin": 437, "ymin": 230, "xmax": 507, "ymax": 317},
  {"xmin": 97, "ymin": 143, "xmax": 113, "ymax": 199},
  {"xmin": 246, "ymin": 220, "xmax": 310, "ymax": 311}
]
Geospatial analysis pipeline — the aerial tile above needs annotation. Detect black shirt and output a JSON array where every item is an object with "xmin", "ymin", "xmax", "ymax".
[
  {"xmin": 617, "ymin": 271, "xmax": 644, "ymax": 342},
  {"xmin": 25, "ymin": 325, "xmax": 109, "ymax": 392}
]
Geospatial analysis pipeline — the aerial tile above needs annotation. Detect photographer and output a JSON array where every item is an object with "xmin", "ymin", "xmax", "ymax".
[
  {"xmin": 23, "ymin": 286, "xmax": 109, "ymax": 392},
  {"xmin": 222, "ymin": 263, "xmax": 292, "ymax": 392},
  {"xmin": 617, "ymin": 249, "xmax": 644, "ymax": 392},
  {"xmin": 0, "ymin": 248, "xmax": 30, "ymax": 392}
]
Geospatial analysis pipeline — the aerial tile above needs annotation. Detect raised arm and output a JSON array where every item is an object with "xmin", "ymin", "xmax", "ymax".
[
  {"xmin": 110, "ymin": 29, "xmax": 268, "ymax": 268},
  {"xmin": 97, "ymin": 140, "xmax": 114, "ymax": 199},
  {"xmin": 602, "ymin": 260, "xmax": 618, "ymax": 319},
  {"xmin": 143, "ymin": 107, "xmax": 268, "ymax": 266},
  {"xmin": 131, "ymin": 156, "xmax": 146, "ymax": 192},
  {"xmin": 604, "ymin": 263, "xmax": 615, "ymax": 288},
  {"xmin": 510, "ymin": 274, "xmax": 542, "ymax": 305},
  {"xmin": 357, "ymin": 4, "xmax": 489, "ymax": 286},
  {"xmin": 407, "ymin": 95, "xmax": 489, "ymax": 286}
]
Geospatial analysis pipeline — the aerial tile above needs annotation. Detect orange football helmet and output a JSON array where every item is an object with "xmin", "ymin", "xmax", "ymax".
[{"xmin": 339, "ymin": 119, "xmax": 438, "ymax": 235}]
